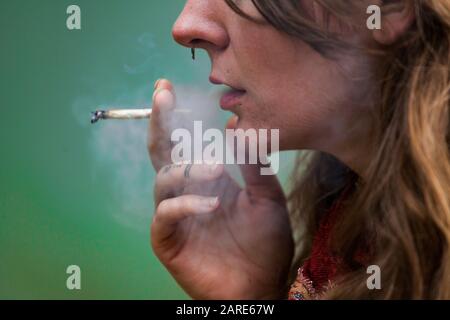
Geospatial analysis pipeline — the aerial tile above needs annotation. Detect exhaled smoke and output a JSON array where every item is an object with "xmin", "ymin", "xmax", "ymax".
[
  {"xmin": 80, "ymin": 84, "xmax": 223, "ymax": 231},
  {"xmin": 123, "ymin": 33, "xmax": 160, "ymax": 76}
]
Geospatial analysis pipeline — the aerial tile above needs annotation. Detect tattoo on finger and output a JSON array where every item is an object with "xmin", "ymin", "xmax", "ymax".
[
  {"xmin": 184, "ymin": 164, "xmax": 193, "ymax": 179},
  {"xmin": 162, "ymin": 164, "xmax": 184, "ymax": 174}
]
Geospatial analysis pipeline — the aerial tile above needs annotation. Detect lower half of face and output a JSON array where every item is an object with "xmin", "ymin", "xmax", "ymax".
[
  {"xmin": 219, "ymin": 15, "xmax": 375, "ymax": 153},
  {"xmin": 225, "ymin": 53, "xmax": 371, "ymax": 152}
]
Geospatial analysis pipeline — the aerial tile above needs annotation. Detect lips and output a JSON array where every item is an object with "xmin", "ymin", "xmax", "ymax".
[
  {"xmin": 220, "ymin": 89, "xmax": 246, "ymax": 110},
  {"xmin": 209, "ymin": 76, "xmax": 246, "ymax": 111}
]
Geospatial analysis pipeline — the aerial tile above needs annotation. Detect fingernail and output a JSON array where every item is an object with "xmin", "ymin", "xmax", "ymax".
[
  {"xmin": 154, "ymin": 79, "xmax": 162, "ymax": 90},
  {"xmin": 208, "ymin": 197, "xmax": 219, "ymax": 208},
  {"xmin": 152, "ymin": 88, "xmax": 164, "ymax": 102}
]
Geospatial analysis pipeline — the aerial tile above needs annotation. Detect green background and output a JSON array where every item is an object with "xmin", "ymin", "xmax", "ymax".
[{"xmin": 0, "ymin": 0, "xmax": 295, "ymax": 299}]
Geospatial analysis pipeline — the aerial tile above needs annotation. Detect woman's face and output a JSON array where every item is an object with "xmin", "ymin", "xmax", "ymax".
[{"xmin": 172, "ymin": 0, "xmax": 375, "ymax": 156}]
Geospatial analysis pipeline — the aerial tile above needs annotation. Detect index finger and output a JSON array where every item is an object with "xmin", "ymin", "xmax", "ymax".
[{"xmin": 148, "ymin": 79, "xmax": 176, "ymax": 171}]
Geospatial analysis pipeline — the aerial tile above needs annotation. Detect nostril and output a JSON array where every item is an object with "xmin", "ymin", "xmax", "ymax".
[{"xmin": 189, "ymin": 39, "xmax": 202, "ymax": 48}]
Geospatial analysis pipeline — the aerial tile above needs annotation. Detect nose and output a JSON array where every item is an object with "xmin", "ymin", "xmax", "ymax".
[{"xmin": 172, "ymin": 0, "xmax": 229, "ymax": 51}]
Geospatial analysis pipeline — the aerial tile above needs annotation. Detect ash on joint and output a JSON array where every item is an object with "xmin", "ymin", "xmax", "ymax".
[{"xmin": 91, "ymin": 110, "xmax": 106, "ymax": 124}]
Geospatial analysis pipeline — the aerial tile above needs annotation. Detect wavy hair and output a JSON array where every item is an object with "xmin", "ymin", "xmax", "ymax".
[{"xmin": 226, "ymin": 0, "xmax": 450, "ymax": 299}]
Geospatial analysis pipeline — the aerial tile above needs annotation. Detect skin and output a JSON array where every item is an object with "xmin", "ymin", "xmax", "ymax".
[{"xmin": 148, "ymin": 0, "xmax": 414, "ymax": 299}]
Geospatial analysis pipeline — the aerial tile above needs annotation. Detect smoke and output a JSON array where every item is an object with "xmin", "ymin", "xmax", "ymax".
[
  {"xmin": 123, "ymin": 33, "xmax": 161, "ymax": 76},
  {"xmin": 74, "ymin": 83, "xmax": 222, "ymax": 231},
  {"xmin": 73, "ymin": 83, "xmax": 297, "ymax": 231},
  {"xmin": 72, "ymin": 30, "xmax": 294, "ymax": 231},
  {"xmin": 92, "ymin": 119, "xmax": 150, "ymax": 230},
  {"xmin": 70, "ymin": 30, "xmax": 226, "ymax": 231}
]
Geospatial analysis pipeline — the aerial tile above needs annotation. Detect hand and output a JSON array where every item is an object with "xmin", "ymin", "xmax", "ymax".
[{"xmin": 148, "ymin": 79, "xmax": 294, "ymax": 300}]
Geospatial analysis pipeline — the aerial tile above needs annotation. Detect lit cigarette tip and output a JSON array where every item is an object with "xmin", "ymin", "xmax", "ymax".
[{"xmin": 91, "ymin": 110, "xmax": 106, "ymax": 124}]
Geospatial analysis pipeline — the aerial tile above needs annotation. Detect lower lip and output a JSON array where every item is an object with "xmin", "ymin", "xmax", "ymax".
[{"xmin": 220, "ymin": 90, "xmax": 246, "ymax": 110}]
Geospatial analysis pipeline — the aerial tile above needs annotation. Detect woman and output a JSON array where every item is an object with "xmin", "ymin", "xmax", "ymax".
[{"xmin": 148, "ymin": 0, "xmax": 450, "ymax": 299}]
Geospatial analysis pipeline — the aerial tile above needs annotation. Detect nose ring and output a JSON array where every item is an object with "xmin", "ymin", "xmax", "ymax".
[{"xmin": 191, "ymin": 47, "xmax": 196, "ymax": 60}]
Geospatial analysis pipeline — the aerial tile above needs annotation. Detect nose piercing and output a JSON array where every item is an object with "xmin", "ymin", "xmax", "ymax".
[{"xmin": 191, "ymin": 47, "xmax": 196, "ymax": 60}]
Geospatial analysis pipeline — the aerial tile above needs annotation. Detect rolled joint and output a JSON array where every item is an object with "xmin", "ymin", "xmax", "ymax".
[{"xmin": 90, "ymin": 108, "xmax": 189, "ymax": 124}]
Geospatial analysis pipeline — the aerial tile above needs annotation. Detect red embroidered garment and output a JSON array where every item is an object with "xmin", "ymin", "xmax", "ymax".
[{"xmin": 288, "ymin": 185, "xmax": 368, "ymax": 300}]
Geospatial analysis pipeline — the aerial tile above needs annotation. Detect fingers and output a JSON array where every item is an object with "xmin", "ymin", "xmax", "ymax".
[
  {"xmin": 154, "ymin": 163, "xmax": 224, "ymax": 205},
  {"xmin": 225, "ymin": 114, "xmax": 239, "ymax": 130},
  {"xmin": 239, "ymin": 163, "xmax": 285, "ymax": 202},
  {"xmin": 154, "ymin": 78, "xmax": 173, "ymax": 93},
  {"xmin": 148, "ymin": 79, "xmax": 177, "ymax": 171},
  {"xmin": 152, "ymin": 195, "xmax": 219, "ymax": 243},
  {"xmin": 226, "ymin": 115, "xmax": 285, "ymax": 203}
]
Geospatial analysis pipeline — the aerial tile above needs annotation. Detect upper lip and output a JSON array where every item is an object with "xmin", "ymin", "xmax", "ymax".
[{"xmin": 209, "ymin": 75, "xmax": 246, "ymax": 92}]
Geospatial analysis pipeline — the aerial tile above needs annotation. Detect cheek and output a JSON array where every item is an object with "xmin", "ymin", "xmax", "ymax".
[
  {"xmin": 227, "ymin": 19, "xmax": 368, "ymax": 150},
  {"xmin": 238, "ymin": 61, "xmax": 348, "ymax": 150},
  {"xmin": 235, "ymin": 45, "xmax": 329, "ymax": 133}
]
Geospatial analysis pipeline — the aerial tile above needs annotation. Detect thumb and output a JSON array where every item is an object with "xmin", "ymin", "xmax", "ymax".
[{"xmin": 226, "ymin": 115, "xmax": 285, "ymax": 202}]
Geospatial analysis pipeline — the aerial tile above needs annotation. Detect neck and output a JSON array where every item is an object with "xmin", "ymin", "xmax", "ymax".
[{"xmin": 320, "ymin": 108, "xmax": 375, "ymax": 180}]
